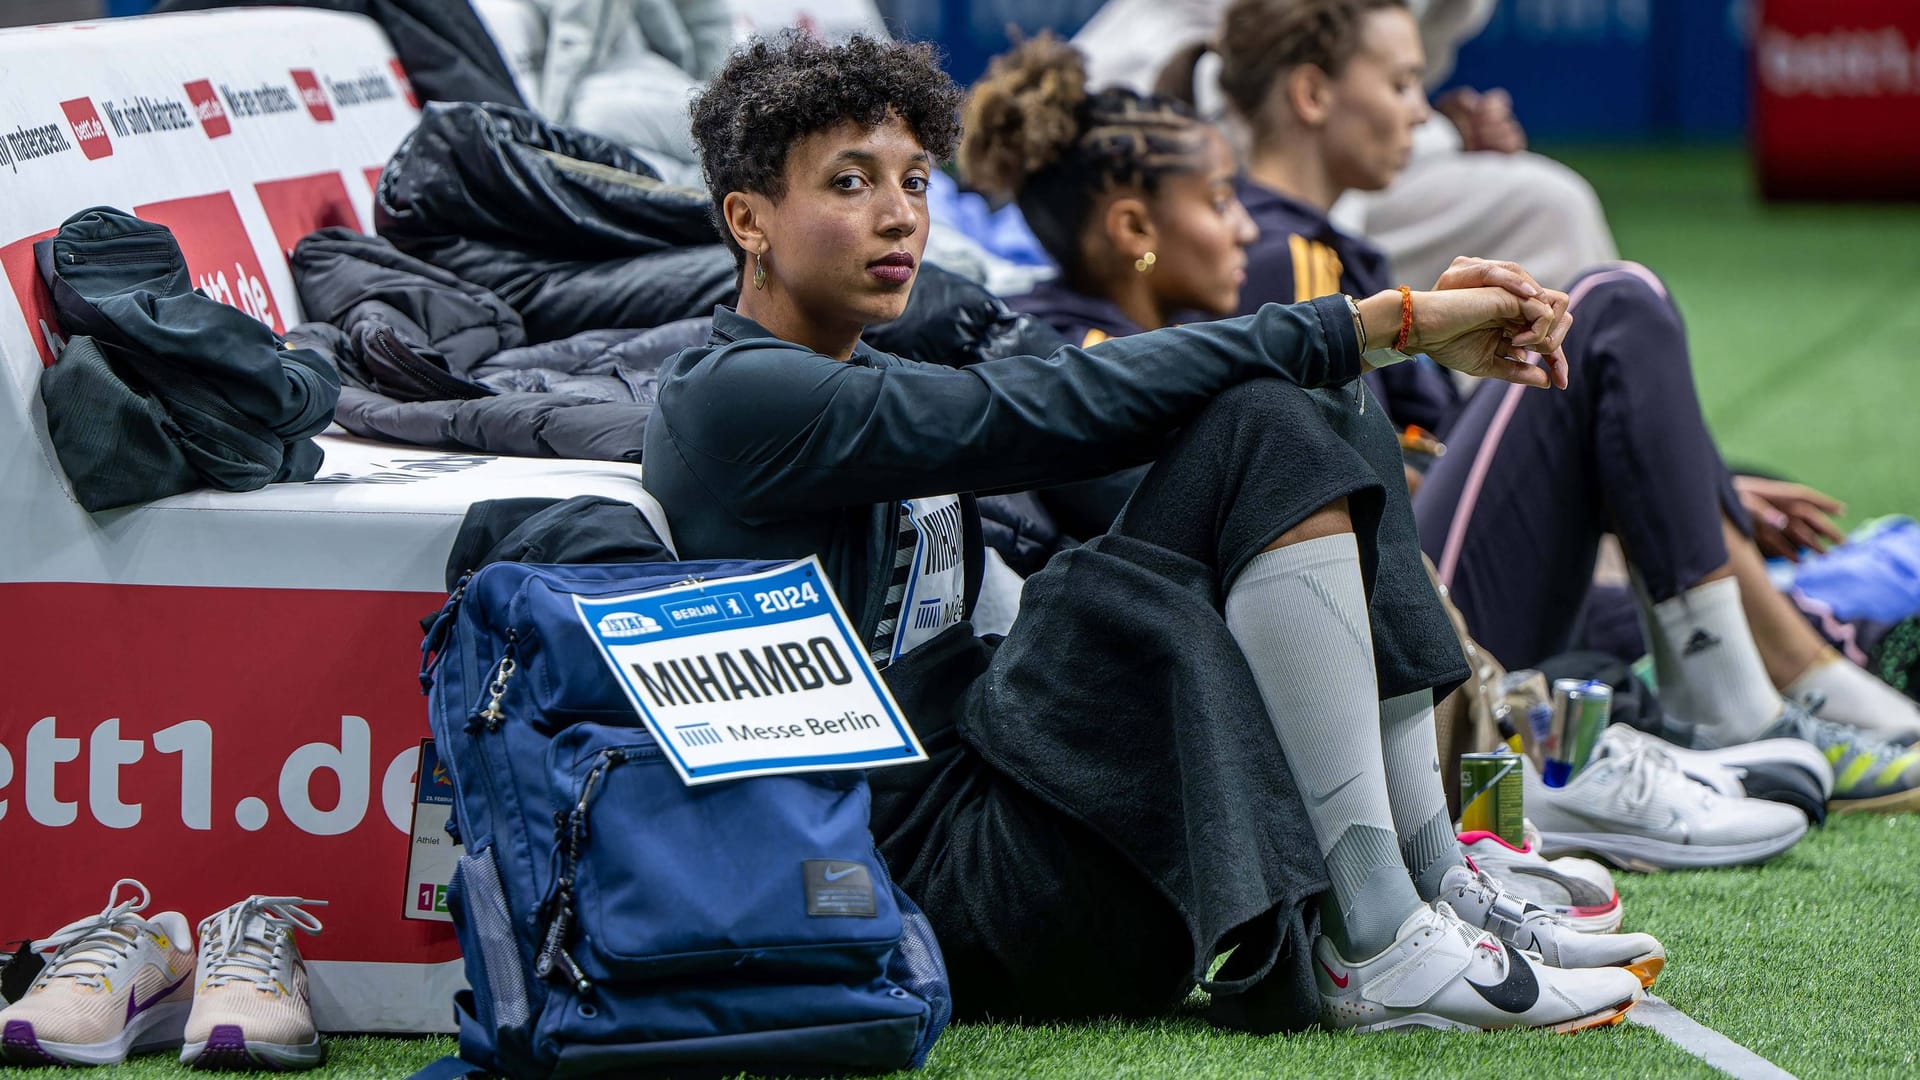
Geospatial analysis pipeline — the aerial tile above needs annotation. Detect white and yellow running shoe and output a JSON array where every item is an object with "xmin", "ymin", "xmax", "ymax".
[
  {"xmin": 0, "ymin": 879, "xmax": 195, "ymax": 1066},
  {"xmin": 181, "ymin": 896, "xmax": 327, "ymax": 1071}
]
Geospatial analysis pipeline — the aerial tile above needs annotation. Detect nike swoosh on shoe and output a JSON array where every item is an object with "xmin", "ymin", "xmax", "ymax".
[
  {"xmin": 1317, "ymin": 958, "xmax": 1350, "ymax": 989},
  {"xmin": 1466, "ymin": 942, "xmax": 1541, "ymax": 1013},
  {"xmin": 126, "ymin": 970, "xmax": 191, "ymax": 1021}
]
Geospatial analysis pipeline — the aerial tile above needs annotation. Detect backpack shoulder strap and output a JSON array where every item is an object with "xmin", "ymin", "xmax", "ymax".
[{"xmin": 408, "ymin": 1057, "xmax": 486, "ymax": 1080}]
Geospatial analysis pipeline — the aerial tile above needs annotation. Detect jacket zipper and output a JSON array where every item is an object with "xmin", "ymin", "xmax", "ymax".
[
  {"xmin": 364, "ymin": 324, "xmax": 490, "ymax": 400},
  {"xmin": 59, "ymin": 243, "xmax": 174, "ymax": 267}
]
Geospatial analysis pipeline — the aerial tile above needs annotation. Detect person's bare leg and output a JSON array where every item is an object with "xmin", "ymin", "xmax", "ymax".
[
  {"xmin": 1226, "ymin": 498, "xmax": 1424, "ymax": 958},
  {"xmin": 1722, "ymin": 518, "xmax": 1829, "ymax": 686}
]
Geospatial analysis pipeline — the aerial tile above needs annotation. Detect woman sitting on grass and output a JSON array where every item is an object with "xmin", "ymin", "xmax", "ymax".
[
  {"xmin": 644, "ymin": 29, "xmax": 1655, "ymax": 1033},
  {"xmin": 1154, "ymin": 0, "xmax": 1920, "ymax": 807}
]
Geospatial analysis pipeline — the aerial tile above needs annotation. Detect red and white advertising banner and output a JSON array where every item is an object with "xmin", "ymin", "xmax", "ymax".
[
  {"xmin": 1754, "ymin": 0, "xmax": 1920, "ymax": 199},
  {"xmin": 0, "ymin": 9, "xmax": 490, "ymax": 1033}
]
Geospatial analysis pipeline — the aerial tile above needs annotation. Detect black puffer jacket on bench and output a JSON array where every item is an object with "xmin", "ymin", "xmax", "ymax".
[{"xmin": 373, "ymin": 101, "xmax": 735, "ymax": 342}]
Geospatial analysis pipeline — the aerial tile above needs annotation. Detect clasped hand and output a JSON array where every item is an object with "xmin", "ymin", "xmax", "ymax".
[{"xmin": 1367, "ymin": 256, "xmax": 1573, "ymax": 390}]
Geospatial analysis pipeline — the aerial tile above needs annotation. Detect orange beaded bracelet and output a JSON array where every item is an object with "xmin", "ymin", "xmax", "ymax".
[{"xmin": 1394, "ymin": 285, "xmax": 1413, "ymax": 352}]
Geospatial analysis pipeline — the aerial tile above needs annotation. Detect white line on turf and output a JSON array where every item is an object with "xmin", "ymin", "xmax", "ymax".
[{"xmin": 1629, "ymin": 995, "xmax": 1798, "ymax": 1080}]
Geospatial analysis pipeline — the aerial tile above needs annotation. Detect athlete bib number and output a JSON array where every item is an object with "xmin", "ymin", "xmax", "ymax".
[{"xmin": 889, "ymin": 495, "xmax": 967, "ymax": 661}]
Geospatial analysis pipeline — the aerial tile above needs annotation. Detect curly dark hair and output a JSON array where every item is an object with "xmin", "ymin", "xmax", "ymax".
[
  {"xmin": 960, "ymin": 33, "xmax": 1206, "ymax": 289},
  {"xmin": 689, "ymin": 31, "xmax": 964, "ymax": 266}
]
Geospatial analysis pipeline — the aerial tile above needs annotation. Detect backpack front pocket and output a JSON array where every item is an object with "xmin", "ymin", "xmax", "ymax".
[{"xmin": 541, "ymin": 721, "xmax": 904, "ymax": 989}]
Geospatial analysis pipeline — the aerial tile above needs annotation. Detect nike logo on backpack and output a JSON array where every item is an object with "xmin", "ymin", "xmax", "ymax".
[
  {"xmin": 1466, "ymin": 942, "xmax": 1540, "ymax": 1013},
  {"xmin": 822, "ymin": 864, "xmax": 865, "ymax": 882},
  {"xmin": 1683, "ymin": 628, "xmax": 1722, "ymax": 656}
]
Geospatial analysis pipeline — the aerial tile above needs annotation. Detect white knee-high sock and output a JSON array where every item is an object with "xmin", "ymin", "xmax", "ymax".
[
  {"xmin": 1640, "ymin": 576, "xmax": 1782, "ymax": 747},
  {"xmin": 1379, "ymin": 689, "xmax": 1467, "ymax": 900},
  {"xmin": 1225, "ymin": 533, "xmax": 1423, "ymax": 959}
]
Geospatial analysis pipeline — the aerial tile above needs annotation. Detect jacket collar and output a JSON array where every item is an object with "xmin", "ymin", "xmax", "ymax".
[
  {"xmin": 1234, "ymin": 176, "xmax": 1392, "ymax": 290},
  {"xmin": 1007, "ymin": 280, "xmax": 1147, "ymax": 346},
  {"xmin": 707, "ymin": 305, "xmax": 888, "ymax": 365},
  {"xmin": 1234, "ymin": 177, "xmax": 1340, "ymax": 241}
]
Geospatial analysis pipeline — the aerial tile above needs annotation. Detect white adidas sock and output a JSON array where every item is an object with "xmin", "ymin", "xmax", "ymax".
[
  {"xmin": 1644, "ymin": 577, "xmax": 1782, "ymax": 747},
  {"xmin": 1789, "ymin": 658, "xmax": 1920, "ymax": 742}
]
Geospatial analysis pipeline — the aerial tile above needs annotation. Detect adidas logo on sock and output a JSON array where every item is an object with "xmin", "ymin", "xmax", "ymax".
[{"xmin": 1683, "ymin": 628, "xmax": 1722, "ymax": 656}]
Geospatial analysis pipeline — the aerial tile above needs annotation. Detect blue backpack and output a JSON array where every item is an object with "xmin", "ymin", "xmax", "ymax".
[{"xmin": 415, "ymin": 559, "xmax": 952, "ymax": 1079}]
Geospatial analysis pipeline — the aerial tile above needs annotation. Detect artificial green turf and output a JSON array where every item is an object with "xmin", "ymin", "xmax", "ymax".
[
  {"xmin": 21, "ymin": 817, "xmax": 1920, "ymax": 1079},
  {"xmin": 6, "ymin": 146, "xmax": 1918, "ymax": 1079},
  {"xmin": 1618, "ymin": 812, "xmax": 1920, "ymax": 1079}
]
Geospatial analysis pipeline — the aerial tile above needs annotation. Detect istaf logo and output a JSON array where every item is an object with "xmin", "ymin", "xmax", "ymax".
[
  {"xmin": 288, "ymin": 69, "xmax": 334, "ymax": 123},
  {"xmin": 182, "ymin": 80, "xmax": 231, "ymax": 139},
  {"xmin": 59, "ymin": 97, "xmax": 112, "ymax": 160}
]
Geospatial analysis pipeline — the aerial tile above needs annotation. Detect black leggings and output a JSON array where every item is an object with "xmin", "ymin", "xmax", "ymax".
[
  {"xmin": 876, "ymin": 378, "xmax": 1464, "ymax": 1022},
  {"xmin": 1415, "ymin": 263, "xmax": 1753, "ymax": 669}
]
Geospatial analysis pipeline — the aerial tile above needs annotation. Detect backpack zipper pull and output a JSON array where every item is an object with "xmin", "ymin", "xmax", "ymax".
[
  {"xmin": 535, "ymin": 886, "xmax": 573, "ymax": 976},
  {"xmin": 534, "ymin": 747, "xmax": 629, "ymax": 995},
  {"xmin": 535, "ymin": 882, "xmax": 593, "ymax": 995},
  {"xmin": 478, "ymin": 637, "xmax": 517, "ymax": 731}
]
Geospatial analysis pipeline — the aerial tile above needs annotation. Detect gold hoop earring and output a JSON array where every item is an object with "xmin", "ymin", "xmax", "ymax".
[
  {"xmin": 1134, "ymin": 251, "xmax": 1157, "ymax": 274},
  {"xmin": 752, "ymin": 252, "xmax": 768, "ymax": 290}
]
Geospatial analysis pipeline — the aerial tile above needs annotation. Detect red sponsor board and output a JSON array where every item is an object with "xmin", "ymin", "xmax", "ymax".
[
  {"xmin": 59, "ymin": 97, "xmax": 112, "ymax": 160},
  {"xmin": 133, "ymin": 191, "xmax": 285, "ymax": 333},
  {"xmin": 1754, "ymin": 0, "xmax": 1920, "ymax": 199},
  {"xmin": 0, "ymin": 581, "xmax": 459, "ymax": 965},
  {"xmin": 388, "ymin": 58, "xmax": 419, "ymax": 110},
  {"xmin": 290, "ymin": 68, "xmax": 335, "ymax": 123},
  {"xmin": 183, "ymin": 79, "xmax": 232, "ymax": 139},
  {"xmin": 1, "ymin": 228, "xmax": 62, "ymax": 367},
  {"xmin": 255, "ymin": 172, "xmax": 364, "ymax": 267}
]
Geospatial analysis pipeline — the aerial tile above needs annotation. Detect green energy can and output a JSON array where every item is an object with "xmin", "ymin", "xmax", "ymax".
[
  {"xmin": 1459, "ymin": 751, "xmax": 1524, "ymax": 847},
  {"xmin": 1545, "ymin": 679, "xmax": 1614, "ymax": 786}
]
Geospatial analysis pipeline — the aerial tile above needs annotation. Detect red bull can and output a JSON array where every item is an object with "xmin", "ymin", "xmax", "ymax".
[{"xmin": 1545, "ymin": 679, "xmax": 1613, "ymax": 787}]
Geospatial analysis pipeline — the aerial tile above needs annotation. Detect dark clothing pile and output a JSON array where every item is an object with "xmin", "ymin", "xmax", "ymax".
[
  {"xmin": 287, "ymin": 102, "xmax": 1067, "ymax": 462},
  {"xmin": 443, "ymin": 495, "xmax": 677, "ymax": 590},
  {"xmin": 645, "ymin": 303, "xmax": 1466, "ymax": 1028},
  {"xmin": 286, "ymin": 225, "xmax": 707, "ymax": 460},
  {"xmin": 373, "ymin": 102, "xmax": 734, "ymax": 342},
  {"xmin": 36, "ymin": 207, "xmax": 338, "ymax": 511},
  {"xmin": 154, "ymin": 0, "xmax": 525, "ymax": 108}
]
